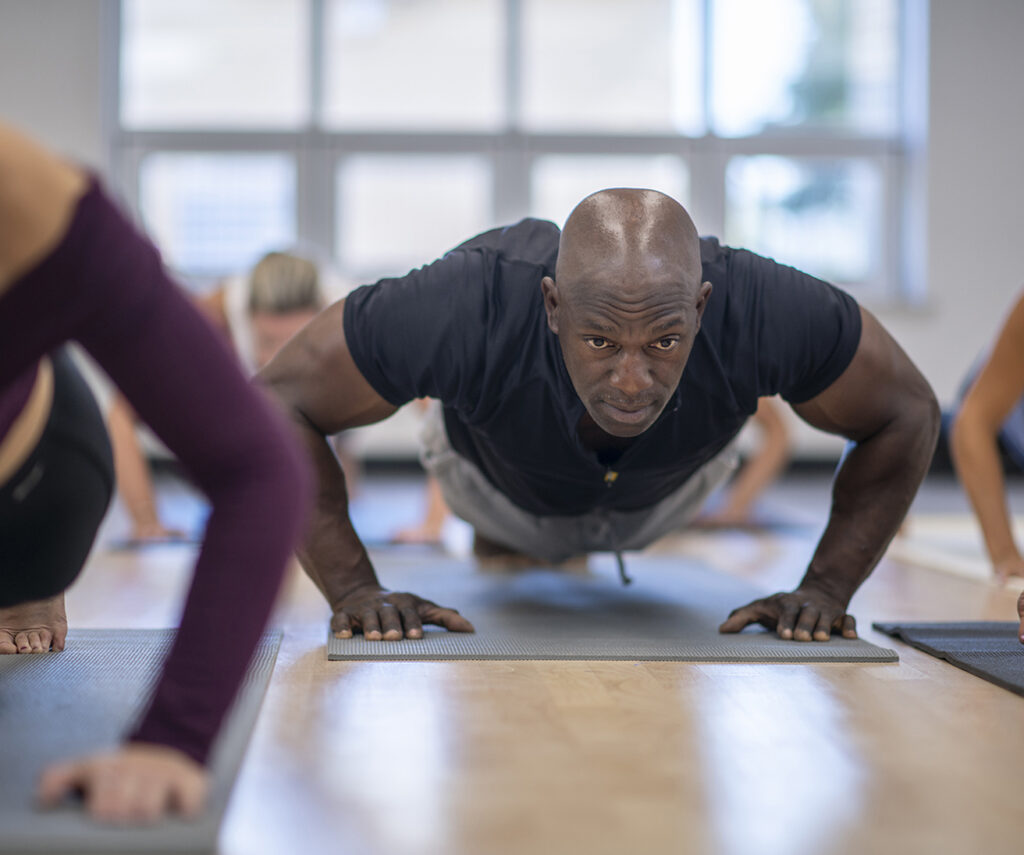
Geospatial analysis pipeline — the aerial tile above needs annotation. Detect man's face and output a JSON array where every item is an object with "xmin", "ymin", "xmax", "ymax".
[
  {"xmin": 543, "ymin": 263, "xmax": 710, "ymax": 438},
  {"xmin": 251, "ymin": 309, "xmax": 319, "ymax": 370}
]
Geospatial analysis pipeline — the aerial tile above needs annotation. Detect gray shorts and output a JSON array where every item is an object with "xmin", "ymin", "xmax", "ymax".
[{"xmin": 419, "ymin": 403, "xmax": 739, "ymax": 563}]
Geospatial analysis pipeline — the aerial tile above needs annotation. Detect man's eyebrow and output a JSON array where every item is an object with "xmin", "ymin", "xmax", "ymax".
[
  {"xmin": 650, "ymin": 315, "xmax": 686, "ymax": 333},
  {"xmin": 579, "ymin": 318, "xmax": 616, "ymax": 334}
]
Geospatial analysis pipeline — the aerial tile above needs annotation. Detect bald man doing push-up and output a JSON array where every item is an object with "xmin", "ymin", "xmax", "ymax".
[{"xmin": 262, "ymin": 189, "xmax": 940, "ymax": 643}]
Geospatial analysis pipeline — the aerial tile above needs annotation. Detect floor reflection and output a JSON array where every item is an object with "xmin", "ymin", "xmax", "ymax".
[{"xmin": 694, "ymin": 666, "xmax": 865, "ymax": 855}]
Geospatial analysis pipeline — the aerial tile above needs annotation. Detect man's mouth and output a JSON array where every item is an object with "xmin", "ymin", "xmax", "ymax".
[{"xmin": 600, "ymin": 400, "xmax": 656, "ymax": 425}]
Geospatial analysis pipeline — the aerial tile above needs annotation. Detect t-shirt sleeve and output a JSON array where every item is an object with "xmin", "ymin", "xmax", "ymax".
[
  {"xmin": 729, "ymin": 247, "xmax": 863, "ymax": 404},
  {"xmin": 343, "ymin": 249, "xmax": 494, "ymax": 409}
]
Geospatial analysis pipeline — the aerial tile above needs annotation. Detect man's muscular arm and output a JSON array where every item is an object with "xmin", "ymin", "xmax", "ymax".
[
  {"xmin": 258, "ymin": 299, "xmax": 473, "ymax": 640},
  {"xmin": 720, "ymin": 306, "xmax": 940, "ymax": 640}
]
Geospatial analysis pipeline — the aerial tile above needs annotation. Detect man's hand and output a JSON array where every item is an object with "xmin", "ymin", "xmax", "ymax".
[
  {"xmin": 1017, "ymin": 590, "xmax": 1024, "ymax": 645},
  {"xmin": 0, "ymin": 593, "xmax": 67, "ymax": 653},
  {"xmin": 332, "ymin": 584, "xmax": 475, "ymax": 641},
  {"xmin": 718, "ymin": 586, "xmax": 857, "ymax": 642},
  {"xmin": 37, "ymin": 743, "xmax": 208, "ymax": 825}
]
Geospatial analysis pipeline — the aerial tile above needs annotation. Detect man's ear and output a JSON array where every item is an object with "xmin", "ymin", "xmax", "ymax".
[
  {"xmin": 541, "ymin": 276, "xmax": 560, "ymax": 334},
  {"xmin": 694, "ymin": 281, "xmax": 712, "ymax": 325}
]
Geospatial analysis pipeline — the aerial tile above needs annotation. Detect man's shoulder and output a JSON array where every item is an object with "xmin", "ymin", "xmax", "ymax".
[{"xmin": 450, "ymin": 218, "xmax": 560, "ymax": 272}]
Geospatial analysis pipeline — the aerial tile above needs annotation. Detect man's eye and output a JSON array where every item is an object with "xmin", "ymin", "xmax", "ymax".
[
  {"xmin": 586, "ymin": 337, "xmax": 610, "ymax": 350},
  {"xmin": 652, "ymin": 338, "xmax": 679, "ymax": 351}
]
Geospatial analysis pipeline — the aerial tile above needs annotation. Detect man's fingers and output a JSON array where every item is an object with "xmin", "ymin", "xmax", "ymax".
[
  {"xmin": 360, "ymin": 608, "xmax": 382, "ymax": 641},
  {"xmin": 377, "ymin": 604, "xmax": 403, "ymax": 641},
  {"xmin": 840, "ymin": 613, "xmax": 858, "ymax": 638},
  {"xmin": 28, "ymin": 630, "xmax": 46, "ymax": 652},
  {"xmin": 793, "ymin": 607, "xmax": 820, "ymax": 642},
  {"xmin": 775, "ymin": 599, "xmax": 801, "ymax": 640},
  {"xmin": 331, "ymin": 611, "xmax": 353, "ymax": 639},
  {"xmin": 419, "ymin": 603, "xmax": 475, "ymax": 633},
  {"xmin": 52, "ymin": 625, "xmax": 67, "ymax": 651},
  {"xmin": 400, "ymin": 606, "xmax": 424, "ymax": 639},
  {"xmin": 812, "ymin": 611, "xmax": 838, "ymax": 641},
  {"xmin": 718, "ymin": 607, "xmax": 757, "ymax": 634}
]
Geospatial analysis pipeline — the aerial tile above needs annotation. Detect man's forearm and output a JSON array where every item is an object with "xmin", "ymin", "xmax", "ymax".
[
  {"xmin": 290, "ymin": 417, "xmax": 380, "ymax": 609},
  {"xmin": 801, "ymin": 403, "xmax": 939, "ymax": 603}
]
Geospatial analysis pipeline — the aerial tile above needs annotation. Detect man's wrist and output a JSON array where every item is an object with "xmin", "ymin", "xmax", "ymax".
[
  {"xmin": 796, "ymin": 570, "xmax": 855, "ymax": 608},
  {"xmin": 322, "ymin": 556, "xmax": 382, "ymax": 610}
]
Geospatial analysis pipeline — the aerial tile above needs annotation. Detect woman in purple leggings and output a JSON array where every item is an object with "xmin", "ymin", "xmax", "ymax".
[{"xmin": 0, "ymin": 123, "xmax": 310, "ymax": 824}]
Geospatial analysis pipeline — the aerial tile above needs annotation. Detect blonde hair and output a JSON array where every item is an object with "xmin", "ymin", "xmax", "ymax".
[{"xmin": 248, "ymin": 251, "xmax": 322, "ymax": 314}]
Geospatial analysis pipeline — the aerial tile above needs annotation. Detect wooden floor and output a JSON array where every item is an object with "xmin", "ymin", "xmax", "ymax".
[{"xmin": 64, "ymin": 474, "xmax": 1024, "ymax": 855}]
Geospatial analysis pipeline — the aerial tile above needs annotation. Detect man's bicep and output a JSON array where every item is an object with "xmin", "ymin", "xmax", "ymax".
[
  {"xmin": 792, "ymin": 307, "xmax": 932, "ymax": 440},
  {"xmin": 259, "ymin": 298, "xmax": 397, "ymax": 435}
]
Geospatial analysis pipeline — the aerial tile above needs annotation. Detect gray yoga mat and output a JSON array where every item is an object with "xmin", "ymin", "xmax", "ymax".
[
  {"xmin": 328, "ymin": 555, "xmax": 897, "ymax": 662},
  {"xmin": 0, "ymin": 629, "xmax": 281, "ymax": 854},
  {"xmin": 873, "ymin": 621, "xmax": 1024, "ymax": 697}
]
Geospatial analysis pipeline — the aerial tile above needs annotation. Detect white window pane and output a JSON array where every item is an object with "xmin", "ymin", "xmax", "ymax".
[
  {"xmin": 322, "ymin": 0, "xmax": 503, "ymax": 130},
  {"xmin": 711, "ymin": 0, "xmax": 899, "ymax": 137},
  {"xmin": 522, "ymin": 0, "xmax": 703, "ymax": 134},
  {"xmin": 139, "ymin": 153, "xmax": 297, "ymax": 276},
  {"xmin": 725, "ymin": 156, "xmax": 882, "ymax": 285},
  {"xmin": 121, "ymin": 0, "xmax": 310, "ymax": 129},
  {"xmin": 530, "ymin": 155, "xmax": 690, "ymax": 227},
  {"xmin": 336, "ymin": 156, "xmax": 493, "ymax": 277}
]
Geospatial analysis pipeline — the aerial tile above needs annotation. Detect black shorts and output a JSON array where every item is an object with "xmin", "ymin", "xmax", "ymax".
[{"xmin": 0, "ymin": 350, "xmax": 113, "ymax": 607}]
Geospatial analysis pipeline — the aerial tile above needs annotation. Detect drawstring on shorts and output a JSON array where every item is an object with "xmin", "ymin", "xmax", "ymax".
[{"xmin": 615, "ymin": 550, "xmax": 632, "ymax": 586}]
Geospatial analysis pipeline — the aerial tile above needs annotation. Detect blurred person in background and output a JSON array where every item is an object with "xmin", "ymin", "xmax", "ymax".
[{"xmin": 107, "ymin": 251, "xmax": 349, "ymax": 543}]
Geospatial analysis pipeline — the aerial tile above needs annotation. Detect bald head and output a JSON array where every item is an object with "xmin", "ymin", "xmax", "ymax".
[
  {"xmin": 540, "ymin": 189, "xmax": 712, "ymax": 438},
  {"xmin": 555, "ymin": 188, "xmax": 702, "ymax": 297}
]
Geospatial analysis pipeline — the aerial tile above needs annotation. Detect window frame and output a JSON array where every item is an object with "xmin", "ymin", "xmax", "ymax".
[{"xmin": 106, "ymin": 0, "xmax": 925, "ymax": 302}]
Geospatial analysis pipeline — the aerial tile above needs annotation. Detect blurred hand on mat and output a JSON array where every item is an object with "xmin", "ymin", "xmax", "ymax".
[
  {"xmin": 37, "ymin": 743, "xmax": 208, "ymax": 825},
  {"xmin": 130, "ymin": 519, "xmax": 188, "ymax": 544},
  {"xmin": 0, "ymin": 593, "xmax": 67, "ymax": 653},
  {"xmin": 1017, "ymin": 591, "xmax": 1024, "ymax": 644},
  {"xmin": 332, "ymin": 584, "xmax": 474, "ymax": 641},
  {"xmin": 993, "ymin": 555, "xmax": 1024, "ymax": 582},
  {"xmin": 718, "ymin": 586, "xmax": 857, "ymax": 642}
]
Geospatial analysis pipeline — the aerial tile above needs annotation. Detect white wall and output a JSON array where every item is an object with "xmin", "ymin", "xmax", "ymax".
[
  {"xmin": 0, "ymin": 0, "xmax": 107, "ymax": 169},
  {"xmin": 881, "ymin": 0, "xmax": 1024, "ymax": 406},
  {"xmin": 2, "ymin": 0, "xmax": 1022, "ymax": 458}
]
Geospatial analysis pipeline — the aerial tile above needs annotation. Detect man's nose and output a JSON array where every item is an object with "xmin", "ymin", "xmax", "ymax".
[{"xmin": 609, "ymin": 351, "xmax": 654, "ymax": 396}]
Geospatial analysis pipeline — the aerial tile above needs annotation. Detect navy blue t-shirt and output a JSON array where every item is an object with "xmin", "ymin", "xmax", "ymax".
[{"xmin": 343, "ymin": 219, "xmax": 861, "ymax": 515}]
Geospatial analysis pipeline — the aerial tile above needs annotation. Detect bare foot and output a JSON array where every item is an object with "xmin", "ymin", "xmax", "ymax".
[
  {"xmin": 472, "ymin": 532, "xmax": 588, "ymax": 573},
  {"xmin": 0, "ymin": 592, "xmax": 68, "ymax": 653}
]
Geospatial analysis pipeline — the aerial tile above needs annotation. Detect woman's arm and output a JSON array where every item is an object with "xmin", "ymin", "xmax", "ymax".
[{"xmin": 951, "ymin": 292, "xmax": 1024, "ymax": 579}]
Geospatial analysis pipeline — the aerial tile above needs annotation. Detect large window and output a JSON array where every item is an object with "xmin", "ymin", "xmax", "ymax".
[{"xmin": 112, "ymin": 0, "xmax": 923, "ymax": 300}]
